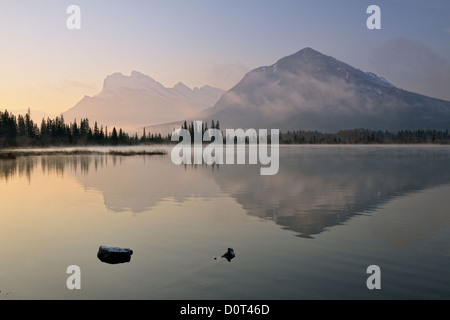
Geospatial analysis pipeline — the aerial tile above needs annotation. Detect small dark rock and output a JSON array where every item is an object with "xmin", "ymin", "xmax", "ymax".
[
  {"xmin": 221, "ymin": 248, "xmax": 235, "ymax": 262},
  {"xmin": 97, "ymin": 246, "xmax": 133, "ymax": 264}
]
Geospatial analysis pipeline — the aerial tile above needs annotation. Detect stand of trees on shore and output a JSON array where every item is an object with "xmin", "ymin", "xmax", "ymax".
[
  {"xmin": 280, "ymin": 128, "xmax": 450, "ymax": 144},
  {"xmin": 0, "ymin": 109, "xmax": 147, "ymax": 147},
  {"xmin": 176, "ymin": 120, "xmax": 450, "ymax": 145},
  {"xmin": 1, "ymin": 111, "xmax": 450, "ymax": 148}
]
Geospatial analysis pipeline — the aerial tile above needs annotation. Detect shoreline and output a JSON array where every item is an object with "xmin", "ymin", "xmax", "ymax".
[
  {"xmin": 0, "ymin": 148, "xmax": 167, "ymax": 159},
  {"xmin": 2, "ymin": 143, "xmax": 450, "ymax": 160}
]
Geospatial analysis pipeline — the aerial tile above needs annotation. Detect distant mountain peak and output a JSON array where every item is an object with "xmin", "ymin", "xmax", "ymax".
[
  {"xmin": 294, "ymin": 47, "xmax": 322, "ymax": 56},
  {"xmin": 173, "ymin": 82, "xmax": 191, "ymax": 90},
  {"xmin": 130, "ymin": 70, "xmax": 147, "ymax": 78},
  {"xmin": 195, "ymin": 47, "xmax": 450, "ymax": 132},
  {"xmin": 269, "ymin": 47, "xmax": 396, "ymax": 89},
  {"xmin": 63, "ymin": 71, "xmax": 225, "ymax": 131},
  {"xmin": 103, "ymin": 71, "xmax": 163, "ymax": 92}
]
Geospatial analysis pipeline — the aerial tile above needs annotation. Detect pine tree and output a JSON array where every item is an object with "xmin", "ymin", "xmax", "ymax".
[
  {"xmin": 141, "ymin": 127, "xmax": 146, "ymax": 142},
  {"xmin": 111, "ymin": 127, "xmax": 118, "ymax": 145}
]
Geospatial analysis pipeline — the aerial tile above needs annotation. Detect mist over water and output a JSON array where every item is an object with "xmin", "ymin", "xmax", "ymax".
[{"xmin": 0, "ymin": 145, "xmax": 449, "ymax": 299}]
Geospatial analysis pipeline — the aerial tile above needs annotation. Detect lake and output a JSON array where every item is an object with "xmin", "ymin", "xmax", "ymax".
[{"xmin": 0, "ymin": 145, "xmax": 449, "ymax": 300}]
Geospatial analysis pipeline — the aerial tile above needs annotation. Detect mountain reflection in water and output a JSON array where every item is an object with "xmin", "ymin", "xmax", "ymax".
[{"xmin": 2, "ymin": 146, "xmax": 450, "ymax": 239}]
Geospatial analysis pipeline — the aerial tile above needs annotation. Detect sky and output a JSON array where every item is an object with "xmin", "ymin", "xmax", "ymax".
[{"xmin": 0, "ymin": 0, "xmax": 449, "ymax": 115}]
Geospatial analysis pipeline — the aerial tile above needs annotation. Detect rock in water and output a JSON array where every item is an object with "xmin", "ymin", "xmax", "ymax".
[
  {"xmin": 222, "ymin": 248, "xmax": 235, "ymax": 262},
  {"xmin": 97, "ymin": 246, "xmax": 133, "ymax": 264}
]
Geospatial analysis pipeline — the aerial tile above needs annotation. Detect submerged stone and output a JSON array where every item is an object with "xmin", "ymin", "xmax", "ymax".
[{"xmin": 97, "ymin": 246, "xmax": 133, "ymax": 264}]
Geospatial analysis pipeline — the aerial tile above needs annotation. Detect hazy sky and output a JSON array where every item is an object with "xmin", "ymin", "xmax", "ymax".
[{"xmin": 0, "ymin": 0, "xmax": 449, "ymax": 115}]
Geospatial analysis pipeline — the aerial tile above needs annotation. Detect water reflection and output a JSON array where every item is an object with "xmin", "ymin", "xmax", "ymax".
[
  {"xmin": 0, "ymin": 158, "xmax": 34, "ymax": 182},
  {"xmin": 0, "ymin": 155, "xmax": 104, "ymax": 181},
  {"xmin": 210, "ymin": 146, "xmax": 450, "ymax": 238},
  {"xmin": 2, "ymin": 146, "xmax": 450, "ymax": 240}
]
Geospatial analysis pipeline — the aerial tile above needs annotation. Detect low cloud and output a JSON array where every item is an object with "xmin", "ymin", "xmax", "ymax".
[
  {"xmin": 212, "ymin": 64, "xmax": 361, "ymax": 131},
  {"xmin": 369, "ymin": 37, "xmax": 450, "ymax": 101}
]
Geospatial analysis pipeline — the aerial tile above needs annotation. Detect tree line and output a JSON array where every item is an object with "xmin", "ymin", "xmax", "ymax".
[
  {"xmin": 176, "ymin": 120, "xmax": 450, "ymax": 144},
  {"xmin": 280, "ymin": 128, "xmax": 450, "ymax": 144},
  {"xmin": 2, "ymin": 111, "xmax": 449, "ymax": 147},
  {"xmin": 0, "ymin": 109, "xmax": 164, "ymax": 147},
  {"xmin": 181, "ymin": 119, "xmax": 220, "ymax": 141}
]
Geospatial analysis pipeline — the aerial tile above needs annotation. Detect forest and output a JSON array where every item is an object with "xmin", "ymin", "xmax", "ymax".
[
  {"xmin": 0, "ymin": 109, "xmax": 169, "ymax": 147},
  {"xmin": 1, "ymin": 110, "xmax": 449, "ymax": 148},
  {"xmin": 280, "ymin": 128, "xmax": 450, "ymax": 144},
  {"xmin": 178, "ymin": 119, "xmax": 450, "ymax": 145}
]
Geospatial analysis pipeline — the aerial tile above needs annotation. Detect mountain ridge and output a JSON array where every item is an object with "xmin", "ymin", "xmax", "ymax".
[
  {"xmin": 178, "ymin": 47, "xmax": 450, "ymax": 133},
  {"xmin": 64, "ymin": 48, "xmax": 450, "ymax": 135},
  {"xmin": 63, "ymin": 71, "xmax": 225, "ymax": 132}
]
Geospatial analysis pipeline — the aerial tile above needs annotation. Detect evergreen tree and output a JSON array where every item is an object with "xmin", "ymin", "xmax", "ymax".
[
  {"xmin": 25, "ymin": 109, "xmax": 32, "ymax": 136},
  {"xmin": 141, "ymin": 127, "xmax": 146, "ymax": 142},
  {"xmin": 18, "ymin": 115, "xmax": 26, "ymax": 136},
  {"xmin": 111, "ymin": 127, "xmax": 119, "ymax": 145}
]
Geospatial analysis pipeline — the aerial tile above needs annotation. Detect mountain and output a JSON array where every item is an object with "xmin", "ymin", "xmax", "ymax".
[
  {"xmin": 156, "ymin": 48, "xmax": 450, "ymax": 133},
  {"xmin": 63, "ymin": 71, "xmax": 224, "ymax": 132}
]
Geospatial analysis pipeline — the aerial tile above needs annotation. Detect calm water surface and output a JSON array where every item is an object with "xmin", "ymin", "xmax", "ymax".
[{"xmin": 0, "ymin": 145, "xmax": 449, "ymax": 299}]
